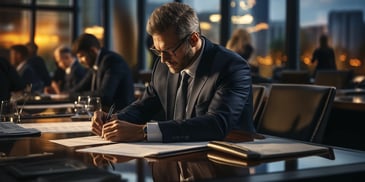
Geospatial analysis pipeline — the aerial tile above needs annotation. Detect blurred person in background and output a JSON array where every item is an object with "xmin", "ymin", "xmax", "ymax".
[
  {"xmin": 70, "ymin": 33, "xmax": 135, "ymax": 111},
  {"xmin": 226, "ymin": 28, "xmax": 270, "ymax": 84},
  {"xmin": 0, "ymin": 56, "xmax": 26, "ymax": 101},
  {"xmin": 9, "ymin": 44, "xmax": 44, "ymax": 93},
  {"xmin": 25, "ymin": 42, "xmax": 52, "ymax": 91},
  {"xmin": 226, "ymin": 28, "xmax": 254, "ymax": 61},
  {"xmin": 311, "ymin": 34, "xmax": 336, "ymax": 77},
  {"xmin": 44, "ymin": 45, "xmax": 87, "ymax": 94}
]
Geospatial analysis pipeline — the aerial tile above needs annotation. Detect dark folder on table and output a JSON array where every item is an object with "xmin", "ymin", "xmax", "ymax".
[
  {"xmin": 0, "ymin": 122, "xmax": 41, "ymax": 137},
  {"xmin": 207, "ymin": 137, "xmax": 333, "ymax": 161}
]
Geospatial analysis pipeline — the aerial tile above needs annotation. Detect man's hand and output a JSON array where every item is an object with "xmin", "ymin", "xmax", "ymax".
[
  {"xmin": 102, "ymin": 120, "xmax": 145, "ymax": 142},
  {"xmin": 90, "ymin": 153, "xmax": 133, "ymax": 167},
  {"xmin": 91, "ymin": 110, "xmax": 108, "ymax": 136}
]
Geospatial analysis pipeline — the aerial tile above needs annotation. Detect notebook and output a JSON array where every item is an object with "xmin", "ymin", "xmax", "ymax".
[
  {"xmin": 0, "ymin": 122, "xmax": 41, "ymax": 137},
  {"xmin": 207, "ymin": 137, "xmax": 333, "ymax": 160}
]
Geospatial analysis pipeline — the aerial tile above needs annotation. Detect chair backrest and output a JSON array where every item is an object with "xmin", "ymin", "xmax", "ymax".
[
  {"xmin": 255, "ymin": 83, "xmax": 336, "ymax": 143},
  {"xmin": 279, "ymin": 70, "xmax": 311, "ymax": 84},
  {"xmin": 314, "ymin": 70, "xmax": 353, "ymax": 89},
  {"xmin": 252, "ymin": 84, "xmax": 267, "ymax": 125}
]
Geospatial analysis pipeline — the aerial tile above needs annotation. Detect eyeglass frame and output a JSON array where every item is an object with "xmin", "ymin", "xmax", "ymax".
[{"xmin": 149, "ymin": 33, "xmax": 192, "ymax": 57}]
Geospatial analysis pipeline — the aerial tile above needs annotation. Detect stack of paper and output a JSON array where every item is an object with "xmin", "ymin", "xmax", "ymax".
[{"xmin": 19, "ymin": 122, "xmax": 91, "ymax": 133}]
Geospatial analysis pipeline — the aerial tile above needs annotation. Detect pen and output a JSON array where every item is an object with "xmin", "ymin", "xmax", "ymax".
[{"xmin": 105, "ymin": 104, "xmax": 115, "ymax": 121}]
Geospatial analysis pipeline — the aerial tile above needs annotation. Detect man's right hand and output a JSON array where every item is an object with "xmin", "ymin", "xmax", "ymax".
[{"xmin": 91, "ymin": 110, "xmax": 108, "ymax": 136}]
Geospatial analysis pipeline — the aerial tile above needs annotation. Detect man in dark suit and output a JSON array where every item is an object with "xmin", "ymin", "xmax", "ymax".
[
  {"xmin": 92, "ymin": 2, "xmax": 255, "ymax": 142},
  {"xmin": 9, "ymin": 45, "xmax": 44, "ymax": 93},
  {"xmin": 25, "ymin": 42, "xmax": 52, "ymax": 90},
  {"xmin": 45, "ymin": 45, "xmax": 87, "ymax": 93},
  {"xmin": 0, "ymin": 57, "xmax": 26, "ymax": 101},
  {"xmin": 70, "ymin": 33, "xmax": 135, "ymax": 111}
]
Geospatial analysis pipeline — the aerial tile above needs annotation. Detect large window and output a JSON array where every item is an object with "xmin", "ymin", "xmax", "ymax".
[
  {"xmin": 35, "ymin": 11, "xmax": 72, "ymax": 70},
  {"xmin": 0, "ymin": 9, "xmax": 31, "ymax": 54},
  {"xmin": 0, "ymin": 0, "xmax": 75, "ymax": 75},
  {"xmin": 183, "ymin": 0, "xmax": 221, "ymax": 44},
  {"xmin": 299, "ymin": 0, "xmax": 365, "ymax": 76},
  {"xmin": 1, "ymin": 0, "xmax": 364, "ymax": 79}
]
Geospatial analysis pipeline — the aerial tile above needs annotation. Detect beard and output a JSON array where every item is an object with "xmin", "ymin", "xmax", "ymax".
[{"xmin": 168, "ymin": 46, "xmax": 195, "ymax": 74}]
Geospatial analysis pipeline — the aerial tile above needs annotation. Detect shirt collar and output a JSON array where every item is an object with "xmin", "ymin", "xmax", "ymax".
[
  {"xmin": 181, "ymin": 37, "xmax": 205, "ymax": 78},
  {"xmin": 65, "ymin": 59, "xmax": 76, "ymax": 74},
  {"xmin": 16, "ymin": 60, "xmax": 26, "ymax": 72}
]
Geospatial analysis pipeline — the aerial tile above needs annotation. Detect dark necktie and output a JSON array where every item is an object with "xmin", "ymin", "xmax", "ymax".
[{"xmin": 174, "ymin": 72, "xmax": 190, "ymax": 120}]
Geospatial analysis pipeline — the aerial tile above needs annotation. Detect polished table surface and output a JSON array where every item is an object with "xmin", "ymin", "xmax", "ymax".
[
  {"xmin": 3, "ymin": 93, "xmax": 365, "ymax": 182},
  {"xmin": 334, "ymin": 88, "xmax": 365, "ymax": 111},
  {"xmin": 2, "ymin": 117, "xmax": 365, "ymax": 181},
  {"xmin": 323, "ymin": 88, "xmax": 365, "ymax": 151}
]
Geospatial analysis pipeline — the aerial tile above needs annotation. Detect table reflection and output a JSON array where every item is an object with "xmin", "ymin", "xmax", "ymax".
[{"xmin": 325, "ymin": 88, "xmax": 365, "ymax": 151}]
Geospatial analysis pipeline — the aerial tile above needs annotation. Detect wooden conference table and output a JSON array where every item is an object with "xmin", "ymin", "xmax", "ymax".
[
  {"xmin": 323, "ymin": 88, "xmax": 365, "ymax": 151},
  {"xmin": 2, "ymin": 98, "xmax": 365, "ymax": 181}
]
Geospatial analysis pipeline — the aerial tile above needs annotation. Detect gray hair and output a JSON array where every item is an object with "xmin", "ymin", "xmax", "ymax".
[{"xmin": 146, "ymin": 2, "xmax": 200, "ymax": 39}]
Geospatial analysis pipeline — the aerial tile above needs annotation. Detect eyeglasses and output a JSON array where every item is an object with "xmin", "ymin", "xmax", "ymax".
[{"xmin": 150, "ymin": 33, "xmax": 191, "ymax": 57}]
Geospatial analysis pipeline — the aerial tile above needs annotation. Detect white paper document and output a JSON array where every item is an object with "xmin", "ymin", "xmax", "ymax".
[
  {"xmin": 19, "ymin": 122, "xmax": 91, "ymax": 133},
  {"xmin": 20, "ymin": 103, "xmax": 75, "ymax": 109},
  {"xmin": 50, "ymin": 136, "xmax": 114, "ymax": 147},
  {"xmin": 76, "ymin": 141, "xmax": 209, "ymax": 158}
]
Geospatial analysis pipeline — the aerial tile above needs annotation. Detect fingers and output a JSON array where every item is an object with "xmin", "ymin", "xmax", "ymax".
[
  {"xmin": 90, "ymin": 153, "xmax": 104, "ymax": 166},
  {"xmin": 100, "ymin": 120, "xmax": 145, "ymax": 142},
  {"xmin": 102, "ymin": 121, "xmax": 119, "ymax": 141},
  {"xmin": 91, "ymin": 111, "xmax": 107, "ymax": 136},
  {"xmin": 103, "ymin": 154, "xmax": 133, "ymax": 163}
]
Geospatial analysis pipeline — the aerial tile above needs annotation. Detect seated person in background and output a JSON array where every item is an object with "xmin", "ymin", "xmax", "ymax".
[
  {"xmin": 92, "ymin": 2, "xmax": 255, "ymax": 143},
  {"xmin": 226, "ymin": 28, "xmax": 254, "ymax": 61},
  {"xmin": 70, "ymin": 33, "xmax": 135, "ymax": 111},
  {"xmin": 226, "ymin": 28, "xmax": 270, "ymax": 84},
  {"xmin": 45, "ymin": 45, "xmax": 87, "ymax": 94},
  {"xmin": 25, "ymin": 42, "xmax": 52, "ymax": 91},
  {"xmin": 0, "ymin": 56, "xmax": 26, "ymax": 101},
  {"xmin": 9, "ymin": 44, "xmax": 44, "ymax": 93},
  {"xmin": 45, "ymin": 63, "xmax": 65, "ymax": 94}
]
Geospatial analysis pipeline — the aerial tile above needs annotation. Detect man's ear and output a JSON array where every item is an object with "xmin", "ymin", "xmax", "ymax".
[
  {"xmin": 90, "ymin": 47, "xmax": 99, "ymax": 54},
  {"xmin": 189, "ymin": 32, "xmax": 201, "ymax": 47}
]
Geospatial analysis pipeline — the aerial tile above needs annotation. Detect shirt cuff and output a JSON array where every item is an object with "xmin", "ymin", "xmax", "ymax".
[{"xmin": 146, "ymin": 121, "xmax": 162, "ymax": 142}]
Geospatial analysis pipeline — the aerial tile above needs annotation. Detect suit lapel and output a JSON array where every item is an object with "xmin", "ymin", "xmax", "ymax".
[
  {"xmin": 186, "ymin": 37, "xmax": 215, "ymax": 118},
  {"xmin": 186, "ymin": 73, "xmax": 208, "ymax": 118}
]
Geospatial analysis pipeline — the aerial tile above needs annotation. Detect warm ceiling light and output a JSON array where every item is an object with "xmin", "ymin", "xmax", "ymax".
[
  {"xmin": 84, "ymin": 26, "xmax": 104, "ymax": 39},
  {"xmin": 209, "ymin": 14, "xmax": 221, "ymax": 23},
  {"xmin": 231, "ymin": 14, "xmax": 253, "ymax": 24}
]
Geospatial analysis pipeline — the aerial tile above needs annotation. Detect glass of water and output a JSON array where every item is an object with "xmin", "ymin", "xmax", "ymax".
[
  {"xmin": 0, "ymin": 100, "xmax": 20, "ymax": 123},
  {"xmin": 74, "ymin": 96, "xmax": 89, "ymax": 116},
  {"xmin": 87, "ymin": 97, "xmax": 102, "ymax": 116}
]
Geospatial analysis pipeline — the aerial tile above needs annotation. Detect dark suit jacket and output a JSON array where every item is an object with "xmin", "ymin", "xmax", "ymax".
[
  {"xmin": 63, "ymin": 60, "xmax": 87, "ymax": 91},
  {"xmin": 28, "ymin": 55, "xmax": 51, "ymax": 86},
  {"xmin": 18, "ymin": 61, "xmax": 44, "ymax": 93},
  {"xmin": 70, "ymin": 49, "xmax": 135, "ymax": 111},
  {"xmin": 0, "ymin": 57, "xmax": 26, "ymax": 101},
  {"xmin": 117, "ymin": 37, "xmax": 255, "ymax": 142}
]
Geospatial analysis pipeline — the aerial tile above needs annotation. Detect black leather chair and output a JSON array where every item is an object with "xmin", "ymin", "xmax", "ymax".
[
  {"xmin": 314, "ymin": 70, "xmax": 354, "ymax": 89},
  {"xmin": 278, "ymin": 70, "xmax": 311, "ymax": 84},
  {"xmin": 255, "ymin": 83, "xmax": 336, "ymax": 143},
  {"xmin": 252, "ymin": 84, "xmax": 267, "ymax": 126}
]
